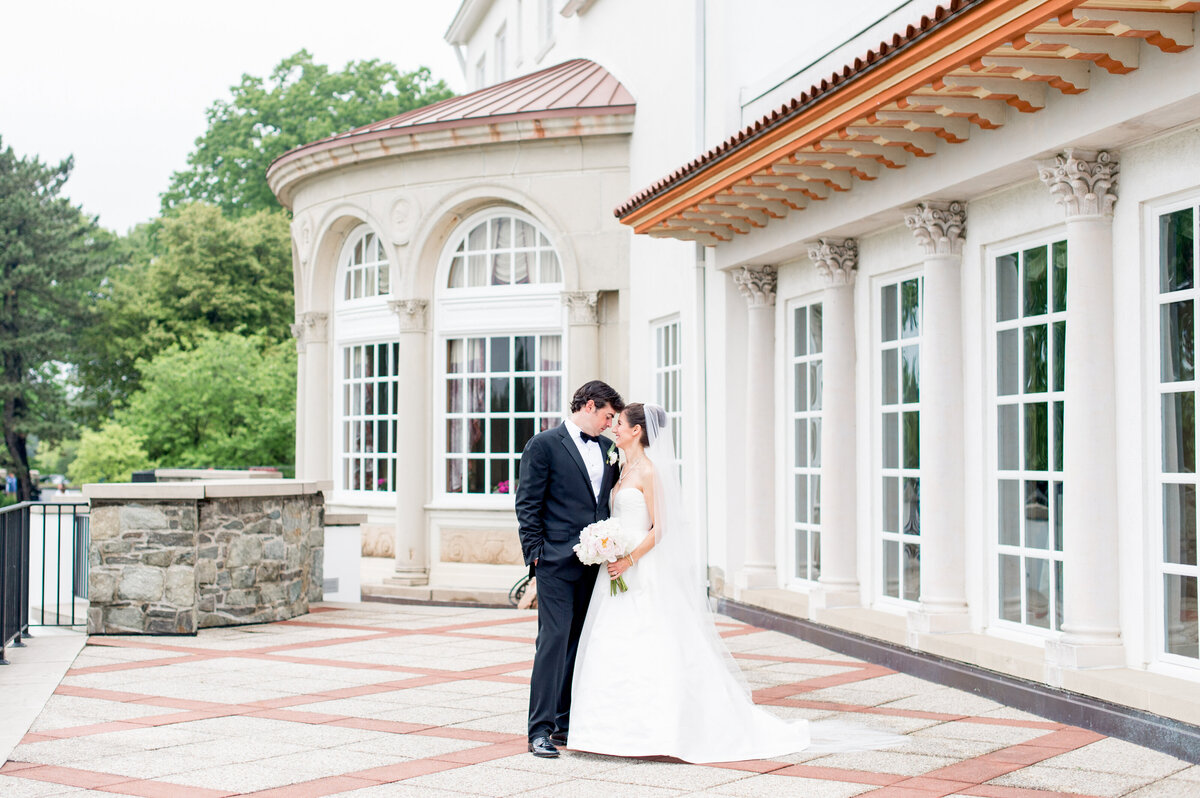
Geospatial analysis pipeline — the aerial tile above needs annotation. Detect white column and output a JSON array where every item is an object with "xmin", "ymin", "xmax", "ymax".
[
  {"xmin": 1038, "ymin": 149, "xmax": 1124, "ymax": 669},
  {"xmin": 388, "ymin": 299, "xmax": 430, "ymax": 586},
  {"xmin": 563, "ymin": 291, "xmax": 601, "ymax": 390},
  {"xmin": 807, "ymin": 240, "xmax": 861, "ymax": 612},
  {"xmin": 905, "ymin": 202, "xmax": 971, "ymax": 635},
  {"xmin": 733, "ymin": 266, "xmax": 778, "ymax": 591},
  {"xmin": 290, "ymin": 312, "xmax": 329, "ymax": 481}
]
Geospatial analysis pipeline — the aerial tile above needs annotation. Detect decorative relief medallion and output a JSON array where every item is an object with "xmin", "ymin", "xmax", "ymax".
[
  {"xmin": 440, "ymin": 529, "xmax": 523, "ymax": 566},
  {"xmin": 390, "ymin": 196, "xmax": 418, "ymax": 247},
  {"xmin": 806, "ymin": 239, "xmax": 858, "ymax": 286},
  {"xmin": 1037, "ymin": 148, "xmax": 1119, "ymax": 219},
  {"xmin": 733, "ymin": 265, "xmax": 778, "ymax": 307},
  {"xmin": 388, "ymin": 299, "xmax": 429, "ymax": 332},
  {"xmin": 562, "ymin": 291, "xmax": 600, "ymax": 324},
  {"xmin": 294, "ymin": 215, "xmax": 314, "ymax": 266},
  {"xmin": 290, "ymin": 311, "xmax": 329, "ymax": 352},
  {"xmin": 905, "ymin": 201, "xmax": 967, "ymax": 256}
]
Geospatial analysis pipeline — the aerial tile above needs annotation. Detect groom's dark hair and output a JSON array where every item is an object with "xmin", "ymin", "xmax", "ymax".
[{"xmin": 570, "ymin": 380, "xmax": 625, "ymax": 413}]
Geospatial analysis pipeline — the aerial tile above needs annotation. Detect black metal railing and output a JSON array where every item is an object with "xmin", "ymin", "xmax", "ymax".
[{"xmin": 0, "ymin": 501, "xmax": 89, "ymax": 665}]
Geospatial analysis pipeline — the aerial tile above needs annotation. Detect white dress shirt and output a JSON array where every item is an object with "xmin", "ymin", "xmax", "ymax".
[{"xmin": 563, "ymin": 418, "xmax": 604, "ymax": 500}]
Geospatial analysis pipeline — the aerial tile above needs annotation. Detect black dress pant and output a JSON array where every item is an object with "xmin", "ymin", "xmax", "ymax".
[{"xmin": 527, "ymin": 568, "xmax": 597, "ymax": 740}]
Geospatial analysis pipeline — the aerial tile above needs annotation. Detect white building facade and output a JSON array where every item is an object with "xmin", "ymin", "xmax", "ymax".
[{"xmin": 270, "ymin": 0, "xmax": 1200, "ymax": 728}]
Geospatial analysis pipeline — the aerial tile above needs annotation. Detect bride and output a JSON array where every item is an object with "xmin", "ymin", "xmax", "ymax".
[{"xmin": 568, "ymin": 403, "xmax": 902, "ymax": 763}]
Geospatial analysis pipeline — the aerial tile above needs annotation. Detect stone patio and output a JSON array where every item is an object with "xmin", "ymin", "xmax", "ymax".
[{"xmin": 1, "ymin": 601, "xmax": 1197, "ymax": 797}]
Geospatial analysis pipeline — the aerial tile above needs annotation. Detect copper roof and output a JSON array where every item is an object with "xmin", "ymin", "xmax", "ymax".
[
  {"xmin": 614, "ymin": 0, "xmax": 976, "ymax": 220},
  {"xmin": 270, "ymin": 59, "xmax": 635, "ymax": 172}
]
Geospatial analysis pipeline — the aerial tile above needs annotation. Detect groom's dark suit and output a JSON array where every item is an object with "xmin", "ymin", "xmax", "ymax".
[{"xmin": 516, "ymin": 422, "xmax": 619, "ymax": 742}]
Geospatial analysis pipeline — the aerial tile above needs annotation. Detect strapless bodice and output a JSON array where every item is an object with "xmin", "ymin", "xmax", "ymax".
[{"xmin": 612, "ymin": 488, "xmax": 651, "ymax": 534}]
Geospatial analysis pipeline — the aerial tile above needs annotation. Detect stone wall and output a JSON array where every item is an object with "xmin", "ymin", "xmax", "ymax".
[{"xmin": 84, "ymin": 481, "xmax": 327, "ymax": 635}]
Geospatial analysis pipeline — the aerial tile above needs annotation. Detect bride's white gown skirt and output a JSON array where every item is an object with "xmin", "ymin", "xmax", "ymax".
[{"xmin": 569, "ymin": 490, "xmax": 810, "ymax": 763}]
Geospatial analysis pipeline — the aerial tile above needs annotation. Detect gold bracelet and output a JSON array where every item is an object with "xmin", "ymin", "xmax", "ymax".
[{"xmin": 628, "ymin": 554, "xmax": 636, "ymax": 567}]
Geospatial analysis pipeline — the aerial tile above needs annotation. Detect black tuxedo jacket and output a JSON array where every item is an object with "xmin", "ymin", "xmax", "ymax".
[{"xmin": 516, "ymin": 422, "xmax": 620, "ymax": 581}]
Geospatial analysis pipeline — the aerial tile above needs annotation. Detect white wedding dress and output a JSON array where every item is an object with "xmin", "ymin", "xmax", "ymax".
[{"xmin": 569, "ymin": 487, "xmax": 811, "ymax": 763}]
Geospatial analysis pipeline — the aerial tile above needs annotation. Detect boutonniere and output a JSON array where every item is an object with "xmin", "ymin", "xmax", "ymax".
[{"xmin": 606, "ymin": 443, "xmax": 619, "ymax": 466}]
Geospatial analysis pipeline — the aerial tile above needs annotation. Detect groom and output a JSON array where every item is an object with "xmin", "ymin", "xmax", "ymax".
[{"xmin": 516, "ymin": 380, "xmax": 624, "ymax": 758}]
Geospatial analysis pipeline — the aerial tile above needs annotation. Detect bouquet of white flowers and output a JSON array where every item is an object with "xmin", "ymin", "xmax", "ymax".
[{"xmin": 574, "ymin": 517, "xmax": 638, "ymax": 595}]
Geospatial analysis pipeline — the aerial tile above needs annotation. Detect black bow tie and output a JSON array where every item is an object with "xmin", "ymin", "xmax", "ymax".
[{"xmin": 579, "ymin": 431, "xmax": 601, "ymax": 445}]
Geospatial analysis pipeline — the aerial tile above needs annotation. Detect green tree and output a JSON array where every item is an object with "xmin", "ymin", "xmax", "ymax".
[
  {"xmin": 76, "ymin": 203, "xmax": 294, "ymax": 418},
  {"xmin": 0, "ymin": 138, "xmax": 111, "ymax": 500},
  {"xmin": 163, "ymin": 50, "xmax": 454, "ymax": 215},
  {"xmin": 118, "ymin": 332, "xmax": 295, "ymax": 470},
  {"xmin": 67, "ymin": 422, "xmax": 151, "ymax": 485}
]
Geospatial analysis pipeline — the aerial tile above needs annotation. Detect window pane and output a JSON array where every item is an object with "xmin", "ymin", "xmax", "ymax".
[
  {"xmin": 1162, "ymin": 392, "xmax": 1196, "ymax": 473},
  {"xmin": 903, "ymin": 543, "xmax": 920, "ymax": 601},
  {"xmin": 1163, "ymin": 483, "xmax": 1197, "ymax": 565},
  {"xmin": 997, "ymin": 253, "xmax": 1019, "ymax": 322},
  {"xmin": 999, "ymin": 480, "xmax": 1020, "ymax": 545},
  {"xmin": 1024, "ymin": 245, "xmax": 1048, "ymax": 317},
  {"xmin": 795, "ymin": 308, "xmax": 807, "ymax": 356},
  {"xmin": 1161, "ymin": 300, "xmax": 1195, "ymax": 383},
  {"xmin": 883, "ymin": 541, "xmax": 899, "ymax": 598},
  {"xmin": 998, "ymin": 404, "xmax": 1019, "ymax": 470},
  {"xmin": 1164, "ymin": 574, "xmax": 1199, "ymax": 659},
  {"xmin": 795, "ymin": 420, "xmax": 808, "ymax": 468},
  {"xmin": 1025, "ymin": 557, "xmax": 1051, "ymax": 629},
  {"xmin": 447, "ymin": 458, "xmax": 463, "ymax": 493},
  {"xmin": 1025, "ymin": 480, "xmax": 1049, "ymax": 549},
  {"xmin": 903, "ymin": 478, "xmax": 920, "ymax": 536},
  {"xmin": 468, "ymin": 419, "xmax": 485, "ymax": 453},
  {"xmin": 883, "ymin": 477, "xmax": 899, "ymax": 533},
  {"xmin": 811, "ymin": 475, "xmax": 821, "ymax": 525},
  {"xmin": 515, "ymin": 418, "xmax": 535, "ymax": 451},
  {"xmin": 540, "ymin": 251, "xmax": 562, "ymax": 283},
  {"xmin": 467, "ymin": 459, "xmax": 485, "ymax": 493},
  {"xmin": 1052, "ymin": 321, "xmax": 1066, "ymax": 392},
  {"xmin": 1161, "ymin": 208, "xmax": 1194, "ymax": 294},
  {"xmin": 1054, "ymin": 560, "xmax": 1064, "ymax": 630},
  {"xmin": 468, "ymin": 338, "xmax": 485, "ymax": 372},
  {"xmin": 468, "ymin": 253, "xmax": 487, "ymax": 285},
  {"xmin": 1051, "ymin": 240, "xmax": 1067, "ymax": 313},
  {"xmin": 491, "ymin": 460, "xmax": 510, "ymax": 494},
  {"xmin": 901, "ymin": 346, "xmax": 919, "ymax": 403},
  {"xmin": 900, "ymin": 279, "xmax": 920, "ymax": 338},
  {"xmin": 999, "ymin": 554, "xmax": 1021, "ymax": 622},
  {"xmin": 795, "ymin": 363, "xmax": 807, "ymax": 412},
  {"xmin": 903, "ymin": 412, "xmax": 920, "ymax": 470},
  {"xmin": 515, "ymin": 377, "xmax": 535, "ymax": 412},
  {"xmin": 882, "ymin": 349, "xmax": 898, "ymax": 405},
  {"xmin": 810, "ymin": 362, "xmax": 823, "ymax": 411},
  {"xmin": 883, "ymin": 413, "xmax": 899, "ymax": 469},
  {"xmin": 540, "ymin": 377, "xmax": 562, "ymax": 411},
  {"xmin": 1053, "ymin": 481, "xmax": 1064, "ymax": 551},
  {"xmin": 490, "ymin": 419, "xmax": 510, "ymax": 454},
  {"xmin": 1054, "ymin": 401, "xmax": 1064, "ymax": 472},
  {"xmin": 515, "ymin": 336, "xmax": 535, "ymax": 372},
  {"xmin": 795, "ymin": 474, "xmax": 808, "ymax": 523},
  {"xmin": 811, "ymin": 530, "xmax": 822, "ymax": 581},
  {"xmin": 882, "ymin": 284, "xmax": 898, "ymax": 342},
  {"xmin": 810, "ymin": 304, "xmax": 823, "ymax": 354},
  {"xmin": 1024, "ymin": 324, "xmax": 1048, "ymax": 394},
  {"xmin": 491, "ymin": 253, "xmax": 513, "ymax": 285},
  {"xmin": 998, "ymin": 329, "xmax": 1019, "ymax": 395},
  {"xmin": 796, "ymin": 529, "xmax": 810, "ymax": 578},
  {"xmin": 1025, "ymin": 402, "xmax": 1048, "ymax": 471},
  {"xmin": 447, "ymin": 379, "xmax": 463, "ymax": 413},
  {"xmin": 810, "ymin": 419, "xmax": 822, "ymax": 468},
  {"xmin": 448, "ymin": 256, "xmax": 464, "ymax": 288},
  {"xmin": 540, "ymin": 336, "xmax": 562, "ymax": 370},
  {"xmin": 468, "ymin": 221, "xmax": 487, "ymax": 251},
  {"xmin": 469, "ymin": 379, "xmax": 486, "ymax": 412},
  {"xmin": 513, "ymin": 250, "xmax": 533, "ymax": 285}
]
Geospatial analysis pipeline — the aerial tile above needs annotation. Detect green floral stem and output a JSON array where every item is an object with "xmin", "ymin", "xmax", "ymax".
[{"xmin": 610, "ymin": 575, "xmax": 628, "ymax": 595}]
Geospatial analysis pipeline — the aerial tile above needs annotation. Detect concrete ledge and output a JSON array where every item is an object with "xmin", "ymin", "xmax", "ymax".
[
  {"xmin": 363, "ymin": 581, "xmax": 512, "ymax": 607},
  {"xmin": 326, "ymin": 513, "xmax": 368, "ymax": 526},
  {"xmin": 155, "ymin": 469, "xmax": 282, "ymax": 481},
  {"xmin": 84, "ymin": 479, "xmax": 332, "ymax": 500},
  {"xmin": 719, "ymin": 596, "xmax": 1200, "ymax": 764}
]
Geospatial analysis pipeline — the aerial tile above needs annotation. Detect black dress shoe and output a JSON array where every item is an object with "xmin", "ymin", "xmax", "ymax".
[
  {"xmin": 550, "ymin": 731, "xmax": 567, "ymax": 747},
  {"xmin": 528, "ymin": 736, "xmax": 559, "ymax": 758}
]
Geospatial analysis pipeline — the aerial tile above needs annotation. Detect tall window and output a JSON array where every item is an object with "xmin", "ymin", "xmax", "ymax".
[
  {"xmin": 879, "ymin": 277, "xmax": 921, "ymax": 602},
  {"xmin": 994, "ymin": 240, "xmax": 1067, "ymax": 632},
  {"xmin": 494, "ymin": 25, "xmax": 508, "ymax": 82},
  {"xmin": 340, "ymin": 343, "xmax": 400, "ymax": 492},
  {"xmin": 343, "ymin": 229, "xmax": 389, "ymax": 301},
  {"xmin": 653, "ymin": 318, "xmax": 682, "ymax": 469},
  {"xmin": 1157, "ymin": 202, "xmax": 1199, "ymax": 664},
  {"xmin": 439, "ymin": 209, "xmax": 566, "ymax": 500},
  {"xmin": 792, "ymin": 302, "xmax": 822, "ymax": 583}
]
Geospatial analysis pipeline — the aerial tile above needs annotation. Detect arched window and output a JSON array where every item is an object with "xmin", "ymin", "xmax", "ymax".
[
  {"xmin": 334, "ymin": 225, "xmax": 397, "ymax": 500},
  {"xmin": 437, "ymin": 209, "xmax": 566, "ymax": 499},
  {"xmin": 343, "ymin": 229, "xmax": 390, "ymax": 300}
]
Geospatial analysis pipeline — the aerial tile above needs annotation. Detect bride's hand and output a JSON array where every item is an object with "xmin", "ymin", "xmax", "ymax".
[{"xmin": 608, "ymin": 556, "xmax": 631, "ymax": 579}]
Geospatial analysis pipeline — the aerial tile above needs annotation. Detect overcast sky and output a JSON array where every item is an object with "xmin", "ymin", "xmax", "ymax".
[{"xmin": 0, "ymin": 1, "xmax": 467, "ymax": 233}]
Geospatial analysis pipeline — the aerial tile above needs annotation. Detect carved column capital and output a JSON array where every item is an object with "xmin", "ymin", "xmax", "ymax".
[
  {"xmin": 562, "ymin": 291, "xmax": 600, "ymax": 324},
  {"xmin": 290, "ymin": 311, "xmax": 329, "ymax": 353},
  {"xmin": 806, "ymin": 239, "xmax": 858, "ymax": 286},
  {"xmin": 1037, "ymin": 148, "xmax": 1119, "ymax": 219},
  {"xmin": 905, "ymin": 201, "xmax": 967, "ymax": 256},
  {"xmin": 388, "ymin": 299, "xmax": 428, "ymax": 332},
  {"xmin": 733, "ymin": 266, "xmax": 778, "ymax": 307}
]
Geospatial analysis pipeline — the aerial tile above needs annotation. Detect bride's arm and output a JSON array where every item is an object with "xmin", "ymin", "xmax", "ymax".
[{"xmin": 607, "ymin": 471, "xmax": 657, "ymax": 578}]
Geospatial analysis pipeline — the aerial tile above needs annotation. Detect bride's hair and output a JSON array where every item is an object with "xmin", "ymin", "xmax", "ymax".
[{"xmin": 623, "ymin": 403, "xmax": 667, "ymax": 447}]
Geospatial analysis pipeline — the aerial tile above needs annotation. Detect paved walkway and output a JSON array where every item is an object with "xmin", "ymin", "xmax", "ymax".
[{"xmin": 1, "ymin": 602, "xmax": 1197, "ymax": 797}]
